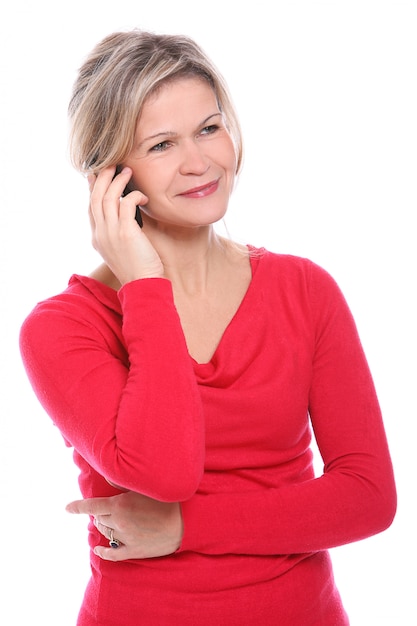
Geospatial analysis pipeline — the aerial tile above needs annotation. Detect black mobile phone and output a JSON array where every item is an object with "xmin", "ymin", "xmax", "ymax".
[
  {"xmin": 114, "ymin": 165, "xmax": 143, "ymax": 228},
  {"xmin": 134, "ymin": 205, "xmax": 143, "ymax": 228}
]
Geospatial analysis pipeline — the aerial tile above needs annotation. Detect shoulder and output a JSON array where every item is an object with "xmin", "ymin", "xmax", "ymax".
[
  {"xmin": 19, "ymin": 275, "xmax": 122, "ymax": 357},
  {"xmin": 250, "ymin": 247, "xmax": 350, "ymax": 321},
  {"xmin": 21, "ymin": 274, "xmax": 121, "ymax": 320},
  {"xmin": 252, "ymin": 247, "xmax": 336, "ymax": 288}
]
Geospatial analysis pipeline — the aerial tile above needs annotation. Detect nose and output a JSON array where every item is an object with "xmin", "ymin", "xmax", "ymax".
[{"xmin": 179, "ymin": 139, "xmax": 209, "ymax": 176}]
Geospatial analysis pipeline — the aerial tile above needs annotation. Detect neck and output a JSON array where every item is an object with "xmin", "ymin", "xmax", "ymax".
[{"xmin": 151, "ymin": 226, "xmax": 229, "ymax": 296}]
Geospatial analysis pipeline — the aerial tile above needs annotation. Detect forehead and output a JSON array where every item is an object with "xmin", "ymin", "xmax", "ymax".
[{"xmin": 138, "ymin": 77, "xmax": 219, "ymax": 131}]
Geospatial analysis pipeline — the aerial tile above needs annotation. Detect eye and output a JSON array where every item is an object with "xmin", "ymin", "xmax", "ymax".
[
  {"xmin": 150, "ymin": 141, "xmax": 171, "ymax": 152},
  {"xmin": 200, "ymin": 124, "xmax": 219, "ymax": 136}
]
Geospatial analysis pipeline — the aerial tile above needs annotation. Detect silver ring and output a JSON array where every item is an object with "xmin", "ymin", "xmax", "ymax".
[{"xmin": 109, "ymin": 528, "xmax": 121, "ymax": 549}]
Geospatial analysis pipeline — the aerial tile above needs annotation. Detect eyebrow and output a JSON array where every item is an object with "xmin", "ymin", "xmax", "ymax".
[{"xmin": 138, "ymin": 112, "xmax": 223, "ymax": 147}]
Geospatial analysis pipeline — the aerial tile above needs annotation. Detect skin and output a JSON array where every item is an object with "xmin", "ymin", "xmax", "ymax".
[
  {"xmin": 66, "ymin": 491, "xmax": 184, "ymax": 561},
  {"xmin": 66, "ymin": 77, "xmax": 252, "ymax": 561}
]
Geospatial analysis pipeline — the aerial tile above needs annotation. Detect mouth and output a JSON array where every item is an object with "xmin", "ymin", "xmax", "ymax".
[{"xmin": 178, "ymin": 179, "xmax": 219, "ymax": 199}]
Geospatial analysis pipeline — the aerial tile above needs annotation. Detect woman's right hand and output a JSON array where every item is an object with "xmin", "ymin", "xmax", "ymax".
[{"xmin": 88, "ymin": 166, "xmax": 164, "ymax": 285}]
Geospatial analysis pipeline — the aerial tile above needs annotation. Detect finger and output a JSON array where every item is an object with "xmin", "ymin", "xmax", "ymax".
[
  {"xmin": 87, "ymin": 173, "xmax": 97, "ymax": 193},
  {"xmin": 88, "ymin": 166, "xmax": 117, "ymax": 219},
  {"xmin": 88, "ymin": 189, "xmax": 96, "ymax": 233},
  {"xmin": 120, "ymin": 189, "xmax": 149, "ymax": 209},
  {"xmin": 66, "ymin": 497, "xmax": 115, "ymax": 516},
  {"xmin": 118, "ymin": 193, "xmax": 148, "ymax": 226},
  {"xmin": 90, "ymin": 165, "xmax": 117, "ymax": 196},
  {"xmin": 93, "ymin": 544, "xmax": 130, "ymax": 561},
  {"xmin": 101, "ymin": 166, "xmax": 149, "ymax": 210},
  {"xmin": 91, "ymin": 167, "xmax": 137, "ymax": 227},
  {"xmin": 93, "ymin": 518, "xmax": 113, "ymax": 538},
  {"xmin": 88, "ymin": 166, "xmax": 116, "ymax": 208},
  {"xmin": 99, "ymin": 166, "xmax": 133, "ymax": 206},
  {"xmin": 88, "ymin": 202, "xmax": 95, "ymax": 236}
]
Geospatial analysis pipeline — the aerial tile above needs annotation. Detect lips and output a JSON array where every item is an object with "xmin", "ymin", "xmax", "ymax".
[{"xmin": 179, "ymin": 179, "xmax": 219, "ymax": 198}]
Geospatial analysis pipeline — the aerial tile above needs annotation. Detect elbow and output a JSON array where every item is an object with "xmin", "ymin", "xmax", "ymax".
[
  {"xmin": 107, "ymin": 455, "xmax": 204, "ymax": 503},
  {"xmin": 139, "ymin": 447, "xmax": 205, "ymax": 502},
  {"xmin": 376, "ymin": 484, "xmax": 397, "ymax": 532},
  {"xmin": 362, "ymin": 478, "xmax": 397, "ymax": 538},
  {"xmin": 141, "ymin": 453, "xmax": 204, "ymax": 502},
  {"xmin": 375, "ymin": 463, "xmax": 398, "ymax": 532},
  {"xmin": 153, "ymin": 470, "xmax": 203, "ymax": 503},
  {"xmin": 130, "ymin": 469, "xmax": 203, "ymax": 503}
]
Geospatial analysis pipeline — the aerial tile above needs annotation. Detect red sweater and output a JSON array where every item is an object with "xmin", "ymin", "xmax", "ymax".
[{"xmin": 19, "ymin": 249, "xmax": 396, "ymax": 625}]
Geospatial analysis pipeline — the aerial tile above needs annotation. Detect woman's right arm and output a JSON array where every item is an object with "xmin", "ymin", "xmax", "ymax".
[
  {"xmin": 19, "ymin": 277, "xmax": 205, "ymax": 502},
  {"xmin": 20, "ymin": 167, "xmax": 205, "ymax": 501}
]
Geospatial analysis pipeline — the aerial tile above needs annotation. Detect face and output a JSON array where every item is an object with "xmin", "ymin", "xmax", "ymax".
[{"xmin": 123, "ymin": 77, "xmax": 237, "ymax": 229}]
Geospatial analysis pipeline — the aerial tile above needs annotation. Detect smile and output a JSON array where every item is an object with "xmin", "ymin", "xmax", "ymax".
[{"xmin": 179, "ymin": 179, "xmax": 219, "ymax": 198}]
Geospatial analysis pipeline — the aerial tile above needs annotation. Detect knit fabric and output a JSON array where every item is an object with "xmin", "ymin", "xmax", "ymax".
[{"xmin": 19, "ymin": 248, "xmax": 396, "ymax": 625}]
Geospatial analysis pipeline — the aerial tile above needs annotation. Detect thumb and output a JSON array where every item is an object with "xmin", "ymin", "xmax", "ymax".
[{"xmin": 93, "ymin": 544, "xmax": 129, "ymax": 561}]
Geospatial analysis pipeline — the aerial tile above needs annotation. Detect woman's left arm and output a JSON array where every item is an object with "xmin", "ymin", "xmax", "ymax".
[{"xmin": 176, "ymin": 264, "xmax": 397, "ymax": 555}]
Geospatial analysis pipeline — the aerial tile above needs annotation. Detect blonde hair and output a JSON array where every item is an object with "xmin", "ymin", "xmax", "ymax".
[{"xmin": 68, "ymin": 29, "xmax": 243, "ymax": 175}]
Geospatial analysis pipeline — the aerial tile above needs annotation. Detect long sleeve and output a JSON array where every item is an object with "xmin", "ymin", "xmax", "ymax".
[
  {"xmin": 19, "ymin": 252, "xmax": 392, "ymax": 623},
  {"xmin": 179, "ymin": 255, "xmax": 396, "ymax": 555},
  {"xmin": 19, "ymin": 277, "xmax": 205, "ymax": 501}
]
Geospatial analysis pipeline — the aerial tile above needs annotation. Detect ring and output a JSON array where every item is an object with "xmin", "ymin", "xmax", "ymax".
[{"xmin": 109, "ymin": 528, "xmax": 121, "ymax": 549}]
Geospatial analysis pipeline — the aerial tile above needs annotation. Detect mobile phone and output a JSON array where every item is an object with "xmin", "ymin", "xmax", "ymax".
[
  {"xmin": 114, "ymin": 165, "xmax": 143, "ymax": 228},
  {"xmin": 134, "ymin": 205, "xmax": 143, "ymax": 228}
]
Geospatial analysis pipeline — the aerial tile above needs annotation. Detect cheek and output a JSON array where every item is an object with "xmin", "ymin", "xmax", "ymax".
[
  {"xmin": 222, "ymin": 137, "xmax": 239, "ymax": 174},
  {"xmin": 129, "ymin": 169, "xmax": 157, "ymax": 198},
  {"xmin": 132, "ymin": 158, "xmax": 176, "ymax": 197},
  {"xmin": 225, "ymin": 151, "xmax": 238, "ymax": 184}
]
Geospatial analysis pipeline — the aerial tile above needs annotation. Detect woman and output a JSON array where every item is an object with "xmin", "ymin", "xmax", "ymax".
[{"xmin": 19, "ymin": 29, "xmax": 396, "ymax": 625}]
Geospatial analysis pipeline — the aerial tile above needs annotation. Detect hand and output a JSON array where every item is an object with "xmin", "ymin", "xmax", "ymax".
[
  {"xmin": 66, "ymin": 491, "xmax": 183, "ymax": 561},
  {"xmin": 88, "ymin": 166, "xmax": 165, "ymax": 285}
]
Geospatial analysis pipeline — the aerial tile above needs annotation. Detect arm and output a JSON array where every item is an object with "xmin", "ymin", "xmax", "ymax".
[
  {"xmin": 20, "ymin": 168, "xmax": 205, "ymax": 501},
  {"xmin": 178, "ymin": 263, "xmax": 397, "ymax": 555},
  {"xmin": 19, "ymin": 278, "xmax": 205, "ymax": 501}
]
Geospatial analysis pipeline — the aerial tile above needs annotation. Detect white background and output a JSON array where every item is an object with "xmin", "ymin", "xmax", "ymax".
[{"xmin": 1, "ymin": 1, "xmax": 415, "ymax": 624}]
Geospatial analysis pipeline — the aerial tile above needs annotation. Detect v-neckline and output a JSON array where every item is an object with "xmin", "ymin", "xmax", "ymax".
[{"xmin": 189, "ymin": 248, "xmax": 262, "ymax": 367}]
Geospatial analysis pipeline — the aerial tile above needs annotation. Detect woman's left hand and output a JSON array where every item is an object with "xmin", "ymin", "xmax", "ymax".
[{"xmin": 66, "ymin": 491, "xmax": 183, "ymax": 561}]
